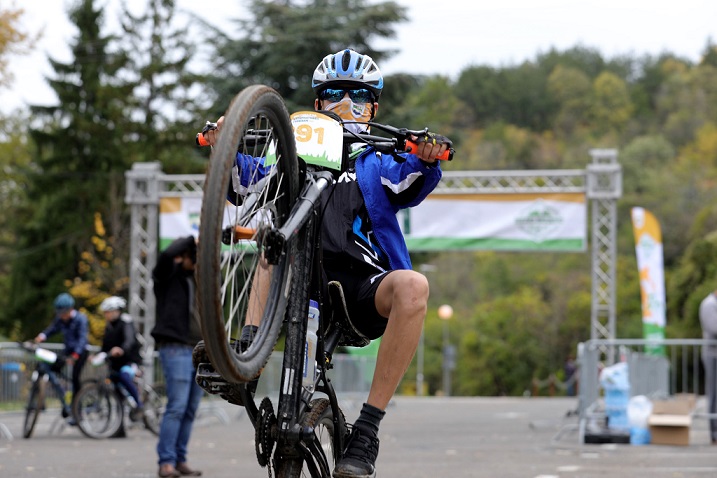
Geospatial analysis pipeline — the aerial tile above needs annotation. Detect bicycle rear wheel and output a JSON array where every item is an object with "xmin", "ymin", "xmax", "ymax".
[
  {"xmin": 23, "ymin": 378, "xmax": 46, "ymax": 439},
  {"xmin": 275, "ymin": 398, "xmax": 345, "ymax": 478},
  {"xmin": 197, "ymin": 85, "xmax": 301, "ymax": 384},
  {"xmin": 142, "ymin": 383, "xmax": 165, "ymax": 435},
  {"xmin": 73, "ymin": 381, "xmax": 123, "ymax": 439}
]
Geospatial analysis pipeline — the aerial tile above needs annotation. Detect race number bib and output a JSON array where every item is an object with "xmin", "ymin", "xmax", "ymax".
[{"xmin": 290, "ymin": 111, "xmax": 343, "ymax": 171}]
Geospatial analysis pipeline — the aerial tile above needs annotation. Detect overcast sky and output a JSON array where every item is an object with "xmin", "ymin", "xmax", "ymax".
[{"xmin": 1, "ymin": 0, "xmax": 716, "ymax": 113}]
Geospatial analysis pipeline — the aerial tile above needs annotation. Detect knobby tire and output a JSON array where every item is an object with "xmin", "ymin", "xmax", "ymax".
[
  {"xmin": 23, "ymin": 379, "xmax": 45, "ymax": 439},
  {"xmin": 197, "ymin": 85, "xmax": 301, "ymax": 384},
  {"xmin": 275, "ymin": 398, "xmax": 344, "ymax": 478}
]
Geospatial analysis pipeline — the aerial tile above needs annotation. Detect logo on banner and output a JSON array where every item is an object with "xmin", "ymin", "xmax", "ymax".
[{"xmin": 515, "ymin": 200, "xmax": 563, "ymax": 242}]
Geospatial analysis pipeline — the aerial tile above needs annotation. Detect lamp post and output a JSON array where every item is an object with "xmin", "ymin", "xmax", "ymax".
[
  {"xmin": 438, "ymin": 304, "xmax": 454, "ymax": 396},
  {"xmin": 417, "ymin": 264, "xmax": 437, "ymax": 397}
]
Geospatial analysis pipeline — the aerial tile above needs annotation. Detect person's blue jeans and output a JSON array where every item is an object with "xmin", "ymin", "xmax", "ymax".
[{"xmin": 157, "ymin": 344, "xmax": 203, "ymax": 466}]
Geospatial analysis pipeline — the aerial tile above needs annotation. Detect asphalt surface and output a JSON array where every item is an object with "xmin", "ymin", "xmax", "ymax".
[{"xmin": 1, "ymin": 396, "xmax": 716, "ymax": 478}]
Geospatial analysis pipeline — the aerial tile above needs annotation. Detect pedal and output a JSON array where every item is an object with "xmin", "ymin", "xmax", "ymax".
[
  {"xmin": 195, "ymin": 362, "xmax": 229, "ymax": 395},
  {"xmin": 195, "ymin": 362, "xmax": 252, "ymax": 407}
]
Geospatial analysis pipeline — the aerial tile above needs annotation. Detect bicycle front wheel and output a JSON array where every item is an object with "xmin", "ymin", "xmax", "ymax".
[
  {"xmin": 23, "ymin": 378, "xmax": 46, "ymax": 439},
  {"xmin": 73, "ymin": 382, "xmax": 123, "ymax": 439},
  {"xmin": 275, "ymin": 398, "xmax": 345, "ymax": 478},
  {"xmin": 197, "ymin": 85, "xmax": 301, "ymax": 384}
]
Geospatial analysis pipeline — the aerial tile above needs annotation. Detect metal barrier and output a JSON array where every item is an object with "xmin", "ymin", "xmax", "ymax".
[{"xmin": 574, "ymin": 338, "xmax": 717, "ymax": 443}]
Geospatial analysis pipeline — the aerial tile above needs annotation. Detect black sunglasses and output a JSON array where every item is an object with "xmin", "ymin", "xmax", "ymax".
[{"xmin": 318, "ymin": 88, "xmax": 375, "ymax": 104}]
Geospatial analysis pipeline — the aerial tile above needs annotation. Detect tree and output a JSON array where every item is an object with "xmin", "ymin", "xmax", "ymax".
[
  {"xmin": 7, "ymin": 0, "xmax": 133, "ymax": 337},
  {"xmin": 546, "ymin": 65, "xmax": 592, "ymax": 136},
  {"xmin": 206, "ymin": 0, "xmax": 407, "ymax": 113},
  {"xmin": 118, "ymin": 0, "xmax": 206, "ymax": 173},
  {"xmin": 590, "ymin": 71, "xmax": 633, "ymax": 134},
  {"xmin": 0, "ymin": 4, "xmax": 35, "ymax": 88}
]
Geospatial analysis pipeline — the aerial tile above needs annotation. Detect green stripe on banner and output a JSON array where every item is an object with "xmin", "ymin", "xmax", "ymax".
[
  {"xmin": 643, "ymin": 323, "xmax": 666, "ymax": 356},
  {"xmin": 405, "ymin": 237, "xmax": 586, "ymax": 252}
]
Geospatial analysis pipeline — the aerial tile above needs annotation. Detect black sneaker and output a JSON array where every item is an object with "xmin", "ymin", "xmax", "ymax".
[
  {"xmin": 61, "ymin": 405, "xmax": 71, "ymax": 419},
  {"xmin": 332, "ymin": 426, "xmax": 379, "ymax": 478}
]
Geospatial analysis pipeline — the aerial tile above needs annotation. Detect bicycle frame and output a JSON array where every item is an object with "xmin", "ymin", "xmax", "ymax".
[
  {"xmin": 240, "ymin": 165, "xmax": 348, "ymax": 476},
  {"xmin": 196, "ymin": 93, "xmax": 449, "ymax": 476}
]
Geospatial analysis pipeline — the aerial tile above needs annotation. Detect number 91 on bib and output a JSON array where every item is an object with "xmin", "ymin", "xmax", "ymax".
[{"xmin": 291, "ymin": 111, "xmax": 344, "ymax": 171}]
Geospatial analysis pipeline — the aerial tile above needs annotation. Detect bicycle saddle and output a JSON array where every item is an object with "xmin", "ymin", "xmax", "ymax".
[{"xmin": 326, "ymin": 281, "xmax": 370, "ymax": 348}]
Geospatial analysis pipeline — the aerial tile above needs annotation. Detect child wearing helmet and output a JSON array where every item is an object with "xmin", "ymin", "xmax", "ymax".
[
  {"xmin": 199, "ymin": 48, "xmax": 452, "ymax": 478},
  {"xmin": 99, "ymin": 296, "xmax": 144, "ymax": 419},
  {"xmin": 34, "ymin": 292, "xmax": 90, "ymax": 420}
]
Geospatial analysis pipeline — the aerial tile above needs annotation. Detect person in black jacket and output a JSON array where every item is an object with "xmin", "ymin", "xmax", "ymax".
[
  {"xmin": 151, "ymin": 236, "xmax": 204, "ymax": 478},
  {"xmin": 99, "ymin": 296, "xmax": 144, "ymax": 420}
]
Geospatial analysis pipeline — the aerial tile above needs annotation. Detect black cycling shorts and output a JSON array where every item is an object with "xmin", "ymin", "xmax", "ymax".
[{"xmin": 324, "ymin": 265, "xmax": 391, "ymax": 340}]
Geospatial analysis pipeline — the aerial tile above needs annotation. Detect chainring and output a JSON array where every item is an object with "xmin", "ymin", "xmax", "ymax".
[{"xmin": 255, "ymin": 397, "xmax": 277, "ymax": 468}]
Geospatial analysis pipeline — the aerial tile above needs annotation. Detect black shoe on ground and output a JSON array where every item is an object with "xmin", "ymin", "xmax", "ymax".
[
  {"xmin": 332, "ymin": 426, "xmax": 379, "ymax": 478},
  {"xmin": 61, "ymin": 405, "xmax": 71, "ymax": 419}
]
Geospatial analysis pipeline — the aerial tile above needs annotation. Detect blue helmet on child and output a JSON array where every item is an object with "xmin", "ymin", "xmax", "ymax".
[{"xmin": 53, "ymin": 293, "xmax": 75, "ymax": 312}]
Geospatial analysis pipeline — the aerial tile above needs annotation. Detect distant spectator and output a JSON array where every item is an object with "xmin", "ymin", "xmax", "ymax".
[
  {"xmin": 699, "ymin": 289, "xmax": 717, "ymax": 444},
  {"xmin": 151, "ymin": 236, "xmax": 204, "ymax": 477}
]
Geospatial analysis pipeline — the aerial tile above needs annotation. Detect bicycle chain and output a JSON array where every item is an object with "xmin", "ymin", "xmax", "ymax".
[{"xmin": 256, "ymin": 397, "xmax": 276, "ymax": 470}]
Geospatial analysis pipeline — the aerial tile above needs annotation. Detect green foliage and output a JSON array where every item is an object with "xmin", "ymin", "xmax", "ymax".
[
  {"xmin": 205, "ymin": 0, "xmax": 407, "ymax": 113},
  {"xmin": 117, "ymin": 0, "xmax": 206, "ymax": 174}
]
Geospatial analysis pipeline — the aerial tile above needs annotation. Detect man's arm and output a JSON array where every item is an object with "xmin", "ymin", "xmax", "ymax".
[{"xmin": 380, "ymin": 154, "xmax": 442, "ymax": 208}]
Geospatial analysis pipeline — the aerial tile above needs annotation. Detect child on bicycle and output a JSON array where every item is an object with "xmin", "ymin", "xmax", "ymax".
[
  {"xmin": 34, "ymin": 292, "xmax": 89, "ymax": 421},
  {"xmin": 200, "ymin": 48, "xmax": 452, "ymax": 478},
  {"xmin": 99, "ymin": 296, "xmax": 145, "ymax": 420}
]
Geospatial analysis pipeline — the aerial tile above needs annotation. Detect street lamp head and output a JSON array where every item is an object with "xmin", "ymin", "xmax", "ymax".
[{"xmin": 438, "ymin": 304, "xmax": 453, "ymax": 320}]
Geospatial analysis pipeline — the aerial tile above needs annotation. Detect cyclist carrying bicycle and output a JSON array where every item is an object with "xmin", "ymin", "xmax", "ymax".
[
  {"xmin": 34, "ymin": 292, "xmax": 89, "ymax": 421},
  {"xmin": 99, "ymin": 296, "xmax": 145, "ymax": 420},
  {"xmin": 200, "ymin": 48, "xmax": 452, "ymax": 478}
]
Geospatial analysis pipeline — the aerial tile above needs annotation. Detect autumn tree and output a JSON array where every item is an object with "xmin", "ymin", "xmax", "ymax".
[{"xmin": 7, "ymin": 0, "xmax": 134, "ymax": 337}]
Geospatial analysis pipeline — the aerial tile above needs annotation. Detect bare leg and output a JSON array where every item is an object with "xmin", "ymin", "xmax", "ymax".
[
  {"xmin": 368, "ymin": 270, "xmax": 429, "ymax": 410},
  {"xmin": 246, "ymin": 255, "xmax": 272, "ymax": 327}
]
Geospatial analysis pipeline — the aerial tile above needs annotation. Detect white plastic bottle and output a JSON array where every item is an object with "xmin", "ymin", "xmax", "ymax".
[{"xmin": 302, "ymin": 299, "xmax": 320, "ymax": 391}]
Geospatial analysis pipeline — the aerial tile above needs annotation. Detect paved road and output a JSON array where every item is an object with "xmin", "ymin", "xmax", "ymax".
[{"xmin": 1, "ymin": 396, "xmax": 716, "ymax": 478}]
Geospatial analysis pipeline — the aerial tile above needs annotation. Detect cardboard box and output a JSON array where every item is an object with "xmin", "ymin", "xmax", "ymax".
[{"xmin": 648, "ymin": 395, "xmax": 695, "ymax": 446}]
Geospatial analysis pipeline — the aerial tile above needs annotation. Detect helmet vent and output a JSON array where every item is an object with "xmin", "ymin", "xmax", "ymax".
[{"xmin": 341, "ymin": 50, "xmax": 352, "ymax": 71}]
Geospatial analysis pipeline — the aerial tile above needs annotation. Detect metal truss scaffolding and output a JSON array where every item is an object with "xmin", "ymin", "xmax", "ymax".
[{"xmin": 126, "ymin": 150, "xmax": 621, "ymax": 353}]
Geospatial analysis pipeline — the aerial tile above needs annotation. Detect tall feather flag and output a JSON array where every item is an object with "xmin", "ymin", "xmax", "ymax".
[{"xmin": 631, "ymin": 207, "xmax": 666, "ymax": 355}]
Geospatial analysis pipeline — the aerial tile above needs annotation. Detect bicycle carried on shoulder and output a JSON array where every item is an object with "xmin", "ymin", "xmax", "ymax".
[
  {"xmin": 194, "ymin": 85, "xmax": 452, "ymax": 477},
  {"xmin": 72, "ymin": 351, "xmax": 165, "ymax": 439},
  {"xmin": 18, "ymin": 341, "xmax": 76, "ymax": 439}
]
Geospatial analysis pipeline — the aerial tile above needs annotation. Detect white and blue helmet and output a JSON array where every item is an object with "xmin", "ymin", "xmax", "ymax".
[
  {"xmin": 100, "ymin": 296, "xmax": 127, "ymax": 312},
  {"xmin": 312, "ymin": 48, "xmax": 384, "ymax": 99}
]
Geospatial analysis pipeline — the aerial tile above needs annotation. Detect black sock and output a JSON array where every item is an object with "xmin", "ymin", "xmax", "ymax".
[{"xmin": 354, "ymin": 402, "xmax": 385, "ymax": 436}]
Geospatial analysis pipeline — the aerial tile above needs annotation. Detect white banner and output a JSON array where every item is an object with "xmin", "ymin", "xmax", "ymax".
[
  {"xmin": 403, "ymin": 193, "xmax": 587, "ymax": 252},
  {"xmin": 161, "ymin": 193, "xmax": 587, "ymax": 253}
]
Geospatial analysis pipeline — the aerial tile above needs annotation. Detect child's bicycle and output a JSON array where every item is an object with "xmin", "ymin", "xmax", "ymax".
[
  {"xmin": 71, "ymin": 352, "xmax": 165, "ymax": 439},
  {"xmin": 193, "ymin": 85, "xmax": 452, "ymax": 477},
  {"xmin": 18, "ymin": 341, "xmax": 77, "ymax": 438}
]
